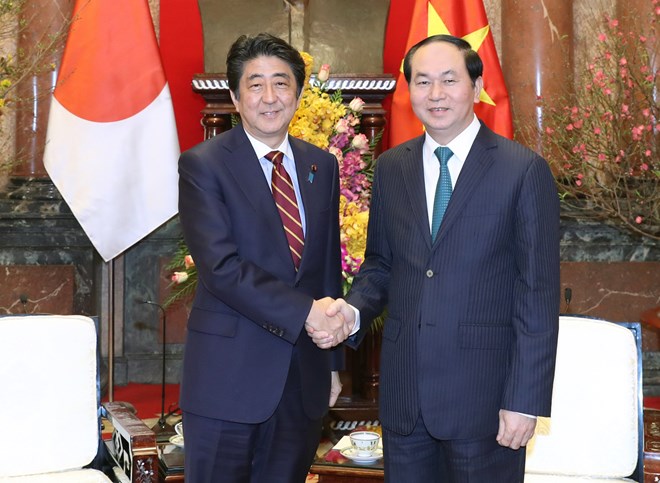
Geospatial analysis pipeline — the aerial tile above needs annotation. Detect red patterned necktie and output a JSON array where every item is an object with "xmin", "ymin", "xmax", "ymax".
[{"xmin": 265, "ymin": 150, "xmax": 305, "ymax": 269}]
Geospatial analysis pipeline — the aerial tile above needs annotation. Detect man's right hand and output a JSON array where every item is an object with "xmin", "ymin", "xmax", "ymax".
[{"xmin": 305, "ymin": 297, "xmax": 354, "ymax": 348}]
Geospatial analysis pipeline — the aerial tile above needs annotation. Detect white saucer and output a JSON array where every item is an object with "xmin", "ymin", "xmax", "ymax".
[
  {"xmin": 340, "ymin": 448, "xmax": 383, "ymax": 464},
  {"xmin": 169, "ymin": 435, "xmax": 184, "ymax": 448}
]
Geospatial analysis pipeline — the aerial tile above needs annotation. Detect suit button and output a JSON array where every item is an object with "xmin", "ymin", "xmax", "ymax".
[{"xmin": 426, "ymin": 269, "xmax": 434, "ymax": 278}]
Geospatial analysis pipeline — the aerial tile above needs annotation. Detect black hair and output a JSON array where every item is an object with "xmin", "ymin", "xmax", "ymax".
[
  {"xmin": 402, "ymin": 34, "xmax": 483, "ymax": 86},
  {"xmin": 226, "ymin": 33, "xmax": 306, "ymax": 99}
]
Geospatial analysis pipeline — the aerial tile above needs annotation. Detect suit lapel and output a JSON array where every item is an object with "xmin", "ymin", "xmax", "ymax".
[
  {"xmin": 222, "ymin": 127, "xmax": 293, "ymax": 265},
  {"xmin": 434, "ymin": 125, "xmax": 497, "ymax": 245},
  {"xmin": 291, "ymin": 137, "xmax": 319, "ymax": 275},
  {"xmin": 401, "ymin": 136, "xmax": 433, "ymax": 250}
]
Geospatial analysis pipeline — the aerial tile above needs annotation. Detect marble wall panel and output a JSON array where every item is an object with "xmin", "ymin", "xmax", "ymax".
[
  {"xmin": 121, "ymin": 219, "xmax": 184, "ymax": 384},
  {"xmin": 0, "ymin": 264, "xmax": 74, "ymax": 314}
]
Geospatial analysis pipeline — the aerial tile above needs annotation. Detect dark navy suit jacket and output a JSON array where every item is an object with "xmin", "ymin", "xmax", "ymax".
[
  {"xmin": 178, "ymin": 125, "xmax": 342, "ymax": 424},
  {"xmin": 346, "ymin": 123, "xmax": 560, "ymax": 439}
]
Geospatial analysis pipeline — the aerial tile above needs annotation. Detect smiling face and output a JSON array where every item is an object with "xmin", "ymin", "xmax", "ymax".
[
  {"xmin": 230, "ymin": 55, "xmax": 301, "ymax": 148},
  {"xmin": 408, "ymin": 41, "xmax": 483, "ymax": 145}
]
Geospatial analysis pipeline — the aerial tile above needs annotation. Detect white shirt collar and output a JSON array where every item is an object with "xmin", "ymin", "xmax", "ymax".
[
  {"xmin": 424, "ymin": 114, "xmax": 481, "ymax": 161},
  {"xmin": 243, "ymin": 129, "xmax": 293, "ymax": 161}
]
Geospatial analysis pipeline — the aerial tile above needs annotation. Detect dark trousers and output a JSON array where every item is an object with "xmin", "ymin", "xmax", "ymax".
[
  {"xmin": 383, "ymin": 414, "xmax": 526, "ymax": 483},
  {"xmin": 183, "ymin": 356, "xmax": 323, "ymax": 483}
]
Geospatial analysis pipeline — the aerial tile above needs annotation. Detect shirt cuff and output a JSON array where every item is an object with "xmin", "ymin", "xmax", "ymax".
[
  {"xmin": 516, "ymin": 412, "xmax": 537, "ymax": 419},
  {"xmin": 348, "ymin": 304, "xmax": 360, "ymax": 335}
]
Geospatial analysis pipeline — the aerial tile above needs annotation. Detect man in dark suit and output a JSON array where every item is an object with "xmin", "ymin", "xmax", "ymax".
[
  {"xmin": 177, "ymin": 33, "xmax": 352, "ymax": 482},
  {"xmin": 315, "ymin": 35, "xmax": 560, "ymax": 482}
]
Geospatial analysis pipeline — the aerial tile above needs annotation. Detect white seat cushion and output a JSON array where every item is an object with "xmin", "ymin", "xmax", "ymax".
[
  {"xmin": 0, "ymin": 315, "xmax": 102, "ymax": 478},
  {"xmin": 525, "ymin": 317, "xmax": 638, "ymax": 479},
  {"xmin": 525, "ymin": 475, "xmax": 635, "ymax": 482},
  {"xmin": 0, "ymin": 469, "xmax": 111, "ymax": 482}
]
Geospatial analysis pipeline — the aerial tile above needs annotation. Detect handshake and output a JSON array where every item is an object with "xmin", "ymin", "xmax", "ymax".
[{"xmin": 305, "ymin": 297, "xmax": 356, "ymax": 349}]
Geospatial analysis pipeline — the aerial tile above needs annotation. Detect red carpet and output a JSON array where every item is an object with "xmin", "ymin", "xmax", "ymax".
[
  {"xmin": 646, "ymin": 397, "xmax": 660, "ymax": 410},
  {"xmin": 103, "ymin": 384, "xmax": 660, "ymax": 421},
  {"xmin": 104, "ymin": 383, "xmax": 181, "ymax": 420}
]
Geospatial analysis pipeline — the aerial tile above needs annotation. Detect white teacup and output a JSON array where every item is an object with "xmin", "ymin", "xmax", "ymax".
[
  {"xmin": 349, "ymin": 430, "xmax": 380, "ymax": 456},
  {"xmin": 174, "ymin": 421, "xmax": 184, "ymax": 438}
]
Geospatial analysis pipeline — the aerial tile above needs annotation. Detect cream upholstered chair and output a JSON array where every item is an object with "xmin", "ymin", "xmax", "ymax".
[
  {"xmin": 524, "ymin": 315, "xmax": 643, "ymax": 482},
  {"xmin": 0, "ymin": 315, "xmax": 157, "ymax": 482}
]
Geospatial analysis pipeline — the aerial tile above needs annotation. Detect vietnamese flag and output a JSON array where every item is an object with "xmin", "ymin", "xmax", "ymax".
[
  {"xmin": 44, "ymin": 0, "xmax": 180, "ymax": 261},
  {"xmin": 386, "ymin": 0, "xmax": 513, "ymax": 147}
]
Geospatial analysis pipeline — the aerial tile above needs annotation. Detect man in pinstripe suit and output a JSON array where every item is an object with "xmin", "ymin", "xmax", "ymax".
[{"xmin": 313, "ymin": 35, "xmax": 560, "ymax": 482}]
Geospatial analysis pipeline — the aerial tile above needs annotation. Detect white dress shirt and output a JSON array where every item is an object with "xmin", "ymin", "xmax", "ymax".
[{"xmin": 244, "ymin": 129, "xmax": 307, "ymax": 234}]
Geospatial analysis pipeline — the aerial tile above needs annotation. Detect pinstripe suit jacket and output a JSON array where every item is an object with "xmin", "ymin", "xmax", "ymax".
[
  {"xmin": 178, "ymin": 125, "xmax": 342, "ymax": 424},
  {"xmin": 346, "ymin": 123, "xmax": 560, "ymax": 439}
]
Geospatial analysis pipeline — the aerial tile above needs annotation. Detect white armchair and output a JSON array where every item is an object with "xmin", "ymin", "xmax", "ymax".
[
  {"xmin": 0, "ymin": 315, "xmax": 158, "ymax": 482},
  {"xmin": 525, "ymin": 315, "xmax": 643, "ymax": 482}
]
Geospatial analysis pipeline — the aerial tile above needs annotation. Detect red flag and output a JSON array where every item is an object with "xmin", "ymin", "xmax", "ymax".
[
  {"xmin": 44, "ymin": 0, "xmax": 180, "ymax": 261},
  {"xmin": 160, "ymin": 0, "xmax": 205, "ymax": 152},
  {"xmin": 387, "ymin": 0, "xmax": 513, "ymax": 148}
]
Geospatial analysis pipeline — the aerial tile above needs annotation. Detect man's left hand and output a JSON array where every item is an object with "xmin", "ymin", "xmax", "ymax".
[
  {"xmin": 329, "ymin": 371, "xmax": 342, "ymax": 407},
  {"xmin": 496, "ymin": 409, "xmax": 536, "ymax": 450}
]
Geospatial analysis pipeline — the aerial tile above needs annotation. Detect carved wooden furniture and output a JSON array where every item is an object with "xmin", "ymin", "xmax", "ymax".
[
  {"xmin": 525, "ymin": 316, "xmax": 643, "ymax": 482},
  {"xmin": 0, "ymin": 314, "xmax": 158, "ymax": 483},
  {"xmin": 103, "ymin": 401, "xmax": 160, "ymax": 483},
  {"xmin": 192, "ymin": 73, "xmax": 394, "ymax": 159}
]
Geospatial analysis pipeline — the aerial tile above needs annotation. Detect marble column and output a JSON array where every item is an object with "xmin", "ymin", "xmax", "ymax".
[
  {"xmin": 12, "ymin": 0, "xmax": 72, "ymax": 179},
  {"xmin": 501, "ymin": 0, "xmax": 573, "ymax": 152}
]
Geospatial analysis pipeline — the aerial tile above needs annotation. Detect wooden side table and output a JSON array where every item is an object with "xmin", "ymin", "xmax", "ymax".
[
  {"xmin": 310, "ymin": 458, "xmax": 384, "ymax": 483},
  {"xmin": 158, "ymin": 442, "xmax": 184, "ymax": 482}
]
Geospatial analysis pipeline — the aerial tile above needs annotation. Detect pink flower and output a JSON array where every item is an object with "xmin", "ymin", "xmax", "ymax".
[
  {"xmin": 576, "ymin": 179, "xmax": 583, "ymax": 187},
  {"xmin": 593, "ymin": 127, "xmax": 601, "ymax": 135},
  {"xmin": 598, "ymin": 33, "xmax": 607, "ymax": 42},
  {"xmin": 351, "ymin": 133, "xmax": 370, "ymax": 153},
  {"xmin": 348, "ymin": 97, "xmax": 365, "ymax": 113},
  {"xmin": 317, "ymin": 64, "xmax": 330, "ymax": 83},
  {"xmin": 329, "ymin": 146, "xmax": 343, "ymax": 162},
  {"xmin": 644, "ymin": 150, "xmax": 651, "ymax": 157},
  {"xmin": 172, "ymin": 271, "xmax": 189, "ymax": 284},
  {"xmin": 347, "ymin": 113, "xmax": 360, "ymax": 127},
  {"xmin": 635, "ymin": 216, "xmax": 643, "ymax": 224},
  {"xmin": 640, "ymin": 163, "xmax": 649, "ymax": 171},
  {"xmin": 330, "ymin": 132, "xmax": 350, "ymax": 150},
  {"xmin": 335, "ymin": 118, "xmax": 350, "ymax": 134},
  {"xmin": 184, "ymin": 255, "xmax": 195, "ymax": 269}
]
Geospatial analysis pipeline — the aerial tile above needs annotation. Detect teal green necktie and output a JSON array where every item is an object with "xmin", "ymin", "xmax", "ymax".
[{"xmin": 431, "ymin": 146, "xmax": 453, "ymax": 241}]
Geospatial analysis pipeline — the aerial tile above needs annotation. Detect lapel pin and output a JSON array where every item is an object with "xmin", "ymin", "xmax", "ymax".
[{"xmin": 308, "ymin": 164, "xmax": 317, "ymax": 183}]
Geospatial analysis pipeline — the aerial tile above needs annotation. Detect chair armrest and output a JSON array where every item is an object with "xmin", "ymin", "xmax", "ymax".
[{"xmin": 103, "ymin": 401, "xmax": 159, "ymax": 483}]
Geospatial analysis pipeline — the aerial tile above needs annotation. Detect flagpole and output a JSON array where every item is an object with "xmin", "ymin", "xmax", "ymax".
[{"xmin": 107, "ymin": 257, "xmax": 114, "ymax": 402}]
